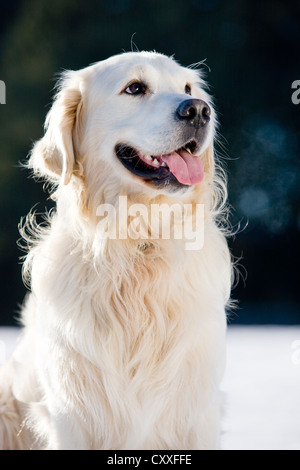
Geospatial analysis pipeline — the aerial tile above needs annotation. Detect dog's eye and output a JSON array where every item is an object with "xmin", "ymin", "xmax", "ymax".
[
  {"xmin": 185, "ymin": 84, "xmax": 192, "ymax": 95},
  {"xmin": 125, "ymin": 82, "xmax": 146, "ymax": 95}
]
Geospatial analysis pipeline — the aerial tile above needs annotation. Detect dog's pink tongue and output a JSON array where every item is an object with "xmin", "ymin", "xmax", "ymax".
[{"xmin": 161, "ymin": 149, "xmax": 204, "ymax": 185}]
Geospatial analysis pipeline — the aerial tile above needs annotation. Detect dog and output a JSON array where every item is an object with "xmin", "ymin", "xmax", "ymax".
[{"xmin": 0, "ymin": 51, "xmax": 232, "ymax": 450}]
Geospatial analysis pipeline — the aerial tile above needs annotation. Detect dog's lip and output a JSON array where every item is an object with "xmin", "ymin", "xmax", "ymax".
[
  {"xmin": 115, "ymin": 144, "xmax": 173, "ymax": 181},
  {"xmin": 115, "ymin": 141, "xmax": 203, "ymax": 186}
]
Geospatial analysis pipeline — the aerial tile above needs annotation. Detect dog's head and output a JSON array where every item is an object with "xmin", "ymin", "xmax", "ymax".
[{"xmin": 29, "ymin": 51, "xmax": 216, "ymax": 199}]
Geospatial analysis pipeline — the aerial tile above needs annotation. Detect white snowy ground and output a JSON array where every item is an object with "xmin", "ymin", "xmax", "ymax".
[{"xmin": 0, "ymin": 325, "xmax": 300, "ymax": 450}]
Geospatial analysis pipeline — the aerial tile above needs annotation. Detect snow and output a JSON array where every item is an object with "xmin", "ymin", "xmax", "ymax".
[
  {"xmin": 1, "ymin": 325, "xmax": 300, "ymax": 450},
  {"xmin": 222, "ymin": 326, "xmax": 300, "ymax": 450}
]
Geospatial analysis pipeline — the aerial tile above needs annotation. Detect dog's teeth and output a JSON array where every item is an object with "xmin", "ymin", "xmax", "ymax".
[
  {"xmin": 153, "ymin": 158, "xmax": 159, "ymax": 166},
  {"xmin": 186, "ymin": 147, "xmax": 192, "ymax": 154},
  {"xmin": 161, "ymin": 162, "xmax": 167, "ymax": 167},
  {"xmin": 145, "ymin": 155, "xmax": 152, "ymax": 161}
]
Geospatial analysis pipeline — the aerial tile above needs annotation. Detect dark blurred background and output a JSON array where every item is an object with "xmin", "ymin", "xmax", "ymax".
[{"xmin": 0, "ymin": 0, "xmax": 299, "ymax": 325}]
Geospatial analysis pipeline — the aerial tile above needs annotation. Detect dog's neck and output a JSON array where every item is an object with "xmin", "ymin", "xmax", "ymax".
[{"xmin": 52, "ymin": 178, "xmax": 213, "ymax": 262}]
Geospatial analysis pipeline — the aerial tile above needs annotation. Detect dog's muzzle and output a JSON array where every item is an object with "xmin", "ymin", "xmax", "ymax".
[{"xmin": 115, "ymin": 99, "xmax": 211, "ymax": 192}]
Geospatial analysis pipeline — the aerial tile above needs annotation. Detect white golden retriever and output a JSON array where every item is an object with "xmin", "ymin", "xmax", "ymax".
[{"xmin": 0, "ymin": 51, "xmax": 232, "ymax": 450}]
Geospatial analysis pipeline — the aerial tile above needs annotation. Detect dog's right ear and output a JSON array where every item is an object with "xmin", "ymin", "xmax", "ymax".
[{"xmin": 28, "ymin": 73, "xmax": 83, "ymax": 185}]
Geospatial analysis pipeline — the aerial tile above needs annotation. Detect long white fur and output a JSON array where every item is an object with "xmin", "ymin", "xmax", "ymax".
[{"xmin": 0, "ymin": 51, "xmax": 232, "ymax": 450}]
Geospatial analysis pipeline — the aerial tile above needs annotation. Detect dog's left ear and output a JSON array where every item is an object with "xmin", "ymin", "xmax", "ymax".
[{"xmin": 29, "ymin": 75, "xmax": 83, "ymax": 185}]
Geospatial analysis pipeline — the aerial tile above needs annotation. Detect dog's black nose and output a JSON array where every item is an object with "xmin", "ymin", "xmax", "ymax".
[{"xmin": 176, "ymin": 99, "xmax": 211, "ymax": 129}]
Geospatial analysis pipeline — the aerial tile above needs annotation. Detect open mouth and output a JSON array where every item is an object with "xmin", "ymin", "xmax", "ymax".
[{"xmin": 115, "ymin": 140, "xmax": 205, "ymax": 187}]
